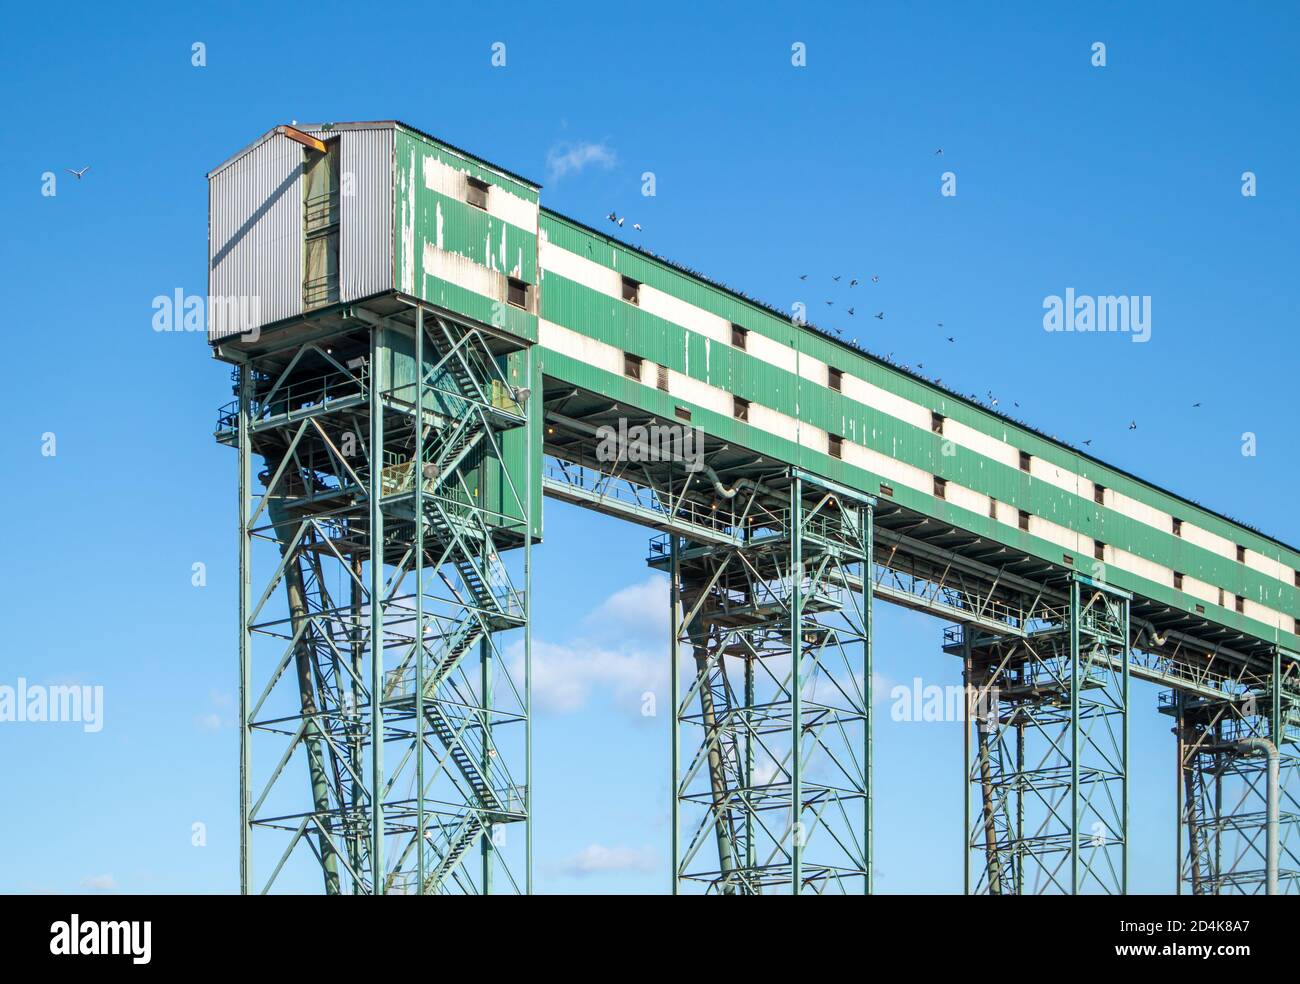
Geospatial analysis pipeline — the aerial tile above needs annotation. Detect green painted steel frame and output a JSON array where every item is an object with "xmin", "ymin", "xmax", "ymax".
[
  {"xmin": 232, "ymin": 302, "xmax": 533, "ymax": 894},
  {"xmin": 665, "ymin": 473, "xmax": 874, "ymax": 894}
]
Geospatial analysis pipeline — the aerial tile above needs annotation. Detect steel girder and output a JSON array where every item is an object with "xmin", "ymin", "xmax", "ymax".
[
  {"xmin": 959, "ymin": 578, "xmax": 1131, "ymax": 894},
  {"xmin": 231, "ymin": 305, "xmax": 532, "ymax": 894}
]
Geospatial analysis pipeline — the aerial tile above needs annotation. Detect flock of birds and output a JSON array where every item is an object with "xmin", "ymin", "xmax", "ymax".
[{"xmin": 602, "ymin": 202, "xmax": 1207, "ymax": 452}]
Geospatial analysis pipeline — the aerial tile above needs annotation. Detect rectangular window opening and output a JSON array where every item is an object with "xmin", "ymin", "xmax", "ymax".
[
  {"xmin": 1094, "ymin": 540, "xmax": 1106, "ymax": 562},
  {"xmin": 733, "ymin": 396, "xmax": 750, "ymax": 422},
  {"xmin": 828, "ymin": 366, "xmax": 844, "ymax": 392},
  {"xmin": 1019, "ymin": 450, "xmax": 1032, "ymax": 473},
  {"xmin": 1172, "ymin": 517, "xmax": 1183, "ymax": 537},
  {"xmin": 1018, "ymin": 509, "xmax": 1030, "ymax": 532},
  {"xmin": 731, "ymin": 324, "xmax": 748, "ymax": 350},
  {"xmin": 656, "ymin": 364, "xmax": 669, "ymax": 392},
  {"xmin": 466, "ymin": 176, "xmax": 489, "ymax": 210},
  {"xmin": 931, "ymin": 411, "xmax": 945, "ymax": 435},
  {"xmin": 674, "ymin": 406, "xmax": 692, "ymax": 422},
  {"xmin": 621, "ymin": 275, "xmax": 640, "ymax": 305},
  {"xmin": 1236, "ymin": 544, "xmax": 1247, "ymax": 563},
  {"xmin": 1094, "ymin": 483, "xmax": 1106, "ymax": 506},
  {"xmin": 1173, "ymin": 570, "xmax": 1184, "ymax": 590},
  {"xmin": 623, "ymin": 353, "xmax": 643, "ymax": 381},
  {"xmin": 828, "ymin": 434, "xmax": 843, "ymax": 459},
  {"xmin": 933, "ymin": 475, "xmax": 947, "ymax": 499},
  {"xmin": 507, "ymin": 277, "xmax": 528, "ymax": 309}
]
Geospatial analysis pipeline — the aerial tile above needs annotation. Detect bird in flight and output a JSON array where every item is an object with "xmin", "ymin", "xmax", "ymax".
[
  {"xmin": 1128, "ymin": 421, "xmax": 1137, "ymax": 430},
  {"xmin": 849, "ymin": 278, "xmax": 859, "ymax": 287},
  {"xmin": 633, "ymin": 223, "xmax": 642, "ymax": 232},
  {"xmin": 1192, "ymin": 401, "xmax": 1201, "ymax": 407},
  {"xmin": 799, "ymin": 274, "xmax": 808, "ymax": 280},
  {"xmin": 947, "ymin": 336, "xmax": 955, "ymax": 343},
  {"xmin": 846, "ymin": 307, "xmax": 855, "ymax": 316},
  {"xmin": 934, "ymin": 148, "xmax": 944, "ymax": 156},
  {"xmin": 871, "ymin": 274, "xmax": 880, "ymax": 284},
  {"xmin": 66, "ymin": 166, "xmax": 91, "ymax": 180},
  {"xmin": 1082, "ymin": 439, "xmax": 1093, "ymax": 446},
  {"xmin": 832, "ymin": 275, "xmax": 841, "ymax": 282},
  {"xmin": 875, "ymin": 311, "xmax": 885, "ymax": 320}
]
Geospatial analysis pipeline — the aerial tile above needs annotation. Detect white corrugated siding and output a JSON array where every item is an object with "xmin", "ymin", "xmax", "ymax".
[
  {"xmin": 208, "ymin": 131, "xmax": 304, "ymax": 339},
  {"xmin": 208, "ymin": 124, "xmax": 396, "ymax": 340},
  {"xmin": 324, "ymin": 126, "xmax": 393, "ymax": 304}
]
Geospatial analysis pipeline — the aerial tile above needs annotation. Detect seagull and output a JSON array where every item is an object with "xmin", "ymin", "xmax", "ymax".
[
  {"xmin": 606, "ymin": 211, "xmax": 617, "ymax": 223},
  {"xmin": 616, "ymin": 216, "xmax": 625, "ymax": 227},
  {"xmin": 65, "ymin": 166, "xmax": 91, "ymax": 180},
  {"xmin": 1082, "ymin": 439, "xmax": 1093, "ymax": 446},
  {"xmin": 875, "ymin": 311, "xmax": 885, "ymax": 320},
  {"xmin": 947, "ymin": 336, "xmax": 955, "ymax": 343},
  {"xmin": 633, "ymin": 223, "xmax": 642, "ymax": 232},
  {"xmin": 916, "ymin": 362, "xmax": 924, "ymax": 369},
  {"xmin": 1128, "ymin": 421, "xmax": 1137, "ymax": 430}
]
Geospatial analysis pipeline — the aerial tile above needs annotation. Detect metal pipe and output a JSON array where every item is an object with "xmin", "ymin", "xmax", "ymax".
[{"xmin": 1235, "ymin": 736, "xmax": 1279, "ymax": 895}]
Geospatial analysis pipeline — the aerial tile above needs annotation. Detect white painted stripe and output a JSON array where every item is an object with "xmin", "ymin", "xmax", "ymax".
[
  {"xmin": 539, "ymin": 240, "xmax": 1299, "ymax": 599},
  {"xmin": 424, "ymin": 242, "xmax": 507, "ymax": 303},
  {"xmin": 422, "ymin": 154, "xmax": 538, "ymax": 233}
]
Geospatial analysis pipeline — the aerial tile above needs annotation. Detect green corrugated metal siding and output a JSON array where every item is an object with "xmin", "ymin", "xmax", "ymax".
[
  {"xmin": 395, "ymin": 129, "xmax": 538, "ymax": 344},
  {"xmin": 536, "ymin": 211, "xmax": 1299, "ymax": 648}
]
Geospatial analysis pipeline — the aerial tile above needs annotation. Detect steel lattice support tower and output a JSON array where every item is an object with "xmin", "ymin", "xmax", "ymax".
[
  {"xmin": 957, "ymin": 578, "xmax": 1130, "ymax": 894},
  {"xmin": 657, "ymin": 471, "xmax": 874, "ymax": 894},
  {"xmin": 225, "ymin": 304, "xmax": 533, "ymax": 894},
  {"xmin": 1168, "ymin": 648, "xmax": 1300, "ymax": 894}
]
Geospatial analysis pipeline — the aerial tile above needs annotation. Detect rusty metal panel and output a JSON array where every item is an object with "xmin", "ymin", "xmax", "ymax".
[{"xmin": 208, "ymin": 131, "xmax": 303, "ymax": 339}]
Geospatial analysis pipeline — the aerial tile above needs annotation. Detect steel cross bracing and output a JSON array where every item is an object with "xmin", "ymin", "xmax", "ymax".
[
  {"xmin": 651, "ymin": 473, "xmax": 874, "ymax": 894},
  {"xmin": 953, "ymin": 579, "xmax": 1130, "ymax": 894},
  {"xmin": 223, "ymin": 301, "xmax": 533, "ymax": 894},
  {"xmin": 1163, "ymin": 651, "xmax": 1300, "ymax": 894}
]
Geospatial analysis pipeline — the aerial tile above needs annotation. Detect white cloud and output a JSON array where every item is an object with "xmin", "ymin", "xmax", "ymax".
[
  {"xmin": 552, "ymin": 843, "xmax": 657, "ymax": 877},
  {"xmin": 81, "ymin": 874, "xmax": 117, "ymax": 891},
  {"xmin": 516, "ymin": 638, "xmax": 662, "ymax": 715},
  {"xmin": 583, "ymin": 576, "xmax": 668, "ymax": 639},
  {"xmin": 545, "ymin": 140, "xmax": 617, "ymax": 182}
]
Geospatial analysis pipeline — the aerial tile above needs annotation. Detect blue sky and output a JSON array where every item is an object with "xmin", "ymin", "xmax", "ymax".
[{"xmin": 1, "ymin": 1, "xmax": 1298, "ymax": 893}]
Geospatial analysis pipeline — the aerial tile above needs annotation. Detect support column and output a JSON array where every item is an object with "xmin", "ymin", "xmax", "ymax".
[
  {"xmin": 226, "ymin": 306, "xmax": 532, "ymax": 894},
  {"xmin": 958, "ymin": 576, "xmax": 1129, "ymax": 894},
  {"xmin": 661, "ymin": 471, "xmax": 873, "ymax": 894}
]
